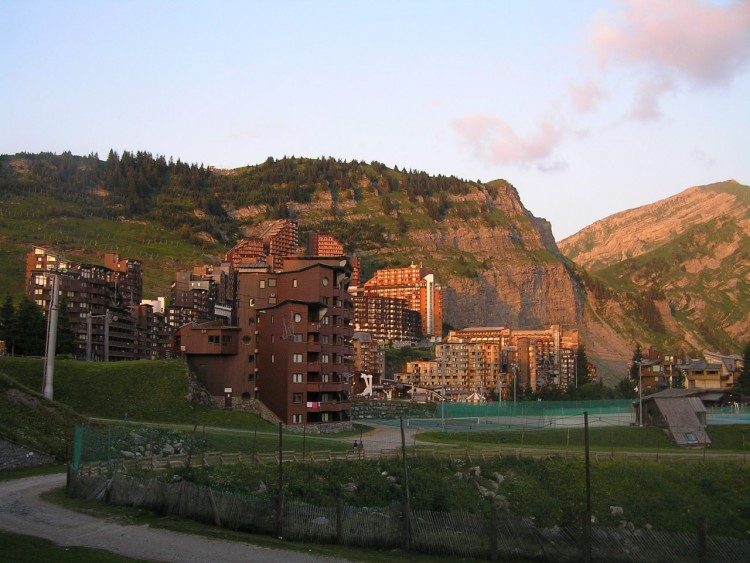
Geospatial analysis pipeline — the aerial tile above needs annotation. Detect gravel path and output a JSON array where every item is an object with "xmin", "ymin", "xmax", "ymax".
[{"xmin": 0, "ymin": 473, "xmax": 349, "ymax": 563}]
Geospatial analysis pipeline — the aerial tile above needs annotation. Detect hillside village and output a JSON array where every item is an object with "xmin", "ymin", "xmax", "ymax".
[{"xmin": 9, "ymin": 216, "xmax": 747, "ymax": 430}]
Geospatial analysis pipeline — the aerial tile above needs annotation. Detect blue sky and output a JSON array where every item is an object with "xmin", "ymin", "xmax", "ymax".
[{"xmin": 2, "ymin": 0, "xmax": 749, "ymax": 240}]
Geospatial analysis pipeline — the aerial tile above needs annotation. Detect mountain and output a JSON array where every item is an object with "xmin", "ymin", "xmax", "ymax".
[
  {"xmin": 16, "ymin": 151, "xmax": 750, "ymax": 383},
  {"xmin": 560, "ymin": 180, "xmax": 750, "ymax": 355}
]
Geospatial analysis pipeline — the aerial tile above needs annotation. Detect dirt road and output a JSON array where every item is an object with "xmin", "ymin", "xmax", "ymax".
[{"xmin": 0, "ymin": 473, "xmax": 349, "ymax": 562}]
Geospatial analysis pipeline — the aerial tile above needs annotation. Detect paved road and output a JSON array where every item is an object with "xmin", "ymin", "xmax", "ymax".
[{"xmin": 0, "ymin": 473, "xmax": 349, "ymax": 563}]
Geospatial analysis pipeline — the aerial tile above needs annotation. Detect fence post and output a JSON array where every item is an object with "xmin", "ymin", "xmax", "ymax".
[
  {"xmin": 696, "ymin": 516, "xmax": 708, "ymax": 563},
  {"xmin": 400, "ymin": 417, "xmax": 411, "ymax": 550},
  {"xmin": 583, "ymin": 411, "xmax": 592, "ymax": 563},
  {"xmin": 489, "ymin": 501, "xmax": 498, "ymax": 561},
  {"xmin": 336, "ymin": 498, "xmax": 344, "ymax": 543}
]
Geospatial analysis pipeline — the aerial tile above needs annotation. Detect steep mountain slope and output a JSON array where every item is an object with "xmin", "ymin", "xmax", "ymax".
[
  {"xmin": 0, "ymin": 152, "xmax": 584, "ymax": 329},
  {"xmin": 16, "ymin": 153, "xmax": 748, "ymax": 377},
  {"xmin": 560, "ymin": 181, "xmax": 750, "ymax": 355}
]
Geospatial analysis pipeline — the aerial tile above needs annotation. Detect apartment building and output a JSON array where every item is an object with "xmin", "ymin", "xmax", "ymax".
[
  {"xmin": 352, "ymin": 293, "xmax": 422, "ymax": 343},
  {"xmin": 225, "ymin": 219, "xmax": 299, "ymax": 272},
  {"xmin": 676, "ymin": 351, "xmax": 744, "ymax": 390},
  {"xmin": 360, "ymin": 264, "xmax": 443, "ymax": 340},
  {"xmin": 25, "ymin": 246, "xmax": 150, "ymax": 361},
  {"xmin": 27, "ymin": 247, "xmax": 173, "ymax": 361},
  {"xmin": 351, "ymin": 331, "xmax": 386, "ymax": 397},
  {"xmin": 307, "ymin": 233, "xmax": 362, "ymax": 287},
  {"xmin": 173, "ymin": 255, "xmax": 355, "ymax": 428},
  {"xmin": 396, "ymin": 324, "xmax": 586, "ymax": 400}
]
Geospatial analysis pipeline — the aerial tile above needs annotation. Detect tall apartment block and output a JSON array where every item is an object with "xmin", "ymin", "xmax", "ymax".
[
  {"xmin": 25, "ymin": 246, "xmax": 170, "ymax": 361},
  {"xmin": 225, "ymin": 219, "xmax": 299, "ymax": 272},
  {"xmin": 352, "ymin": 293, "xmax": 422, "ymax": 343},
  {"xmin": 396, "ymin": 324, "xmax": 587, "ymax": 400},
  {"xmin": 360, "ymin": 264, "xmax": 443, "ymax": 341},
  {"xmin": 306, "ymin": 232, "xmax": 361, "ymax": 287},
  {"xmin": 173, "ymin": 253, "xmax": 355, "ymax": 429}
]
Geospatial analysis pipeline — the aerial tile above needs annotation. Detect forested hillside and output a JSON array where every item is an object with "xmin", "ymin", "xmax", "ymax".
[{"xmin": 10, "ymin": 151, "xmax": 748, "ymax": 380}]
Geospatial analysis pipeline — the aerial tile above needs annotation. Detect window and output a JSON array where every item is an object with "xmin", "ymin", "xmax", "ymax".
[
  {"xmin": 685, "ymin": 432, "xmax": 698, "ymax": 444},
  {"xmin": 293, "ymin": 279, "xmax": 298, "ymax": 287},
  {"xmin": 322, "ymin": 335, "xmax": 330, "ymax": 344},
  {"xmin": 292, "ymin": 373, "xmax": 303, "ymax": 383},
  {"xmin": 322, "ymin": 373, "xmax": 329, "ymax": 382},
  {"xmin": 268, "ymin": 278, "xmax": 276, "ymax": 287},
  {"xmin": 293, "ymin": 393, "xmax": 303, "ymax": 403},
  {"xmin": 323, "ymin": 277, "xmax": 329, "ymax": 286},
  {"xmin": 321, "ymin": 413, "xmax": 330, "ymax": 422},
  {"xmin": 294, "ymin": 313, "xmax": 302, "ymax": 322},
  {"xmin": 322, "ymin": 354, "xmax": 330, "ymax": 364},
  {"xmin": 321, "ymin": 316, "xmax": 329, "ymax": 325},
  {"xmin": 271, "ymin": 354, "xmax": 275, "ymax": 363},
  {"xmin": 259, "ymin": 280, "xmax": 266, "ymax": 289},
  {"xmin": 293, "ymin": 353, "xmax": 303, "ymax": 363},
  {"xmin": 292, "ymin": 414, "xmax": 303, "ymax": 424},
  {"xmin": 208, "ymin": 335, "xmax": 220, "ymax": 344}
]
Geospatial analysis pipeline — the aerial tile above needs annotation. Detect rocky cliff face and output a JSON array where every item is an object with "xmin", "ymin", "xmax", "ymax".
[
  {"xmin": 558, "ymin": 180, "xmax": 750, "ymax": 356},
  {"xmin": 559, "ymin": 180, "xmax": 748, "ymax": 270}
]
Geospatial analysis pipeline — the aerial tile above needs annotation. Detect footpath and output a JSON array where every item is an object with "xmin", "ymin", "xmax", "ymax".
[{"xmin": 0, "ymin": 473, "xmax": 348, "ymax": 563}]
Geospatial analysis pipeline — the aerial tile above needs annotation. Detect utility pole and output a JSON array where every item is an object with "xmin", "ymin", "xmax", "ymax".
[
  {"xmin": 43, "ymin": 273, "xmax": 59, "ymax": 400},
  {"xmin": 639, "ymin": 361, "xmax": 643, "ymax": 427}
]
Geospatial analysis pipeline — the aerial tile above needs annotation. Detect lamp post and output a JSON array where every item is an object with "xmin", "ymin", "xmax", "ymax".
[
  {"xmin": 43, "ymin": 273, "xmax": 60, "ymax": 400},
  {"xmin": 638, "ymin": 361, "xmax": 643, "ymax": 427}
]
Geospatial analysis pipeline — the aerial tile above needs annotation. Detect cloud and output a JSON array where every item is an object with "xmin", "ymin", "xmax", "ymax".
[
  {"xmin": 452, "ymin": 114, "xmax": 564, "ymax": 166},
  {"xmin": 589, "ymin": 0, "xmax": 750, "ymax": 118},
  {"xmin": 691, "ymin": 148, "xmax": 716, "ymax": 166},
  {"xmin": 631, "ymin": 74, "xmax": 675, "ymax": 120},
  {"xmin": 536, "ymin": 161, "xmax": 569, "ymax": 173},
  {"xmin": 569, "ymin": 81, "xmax": 608, "ymax": 113}
]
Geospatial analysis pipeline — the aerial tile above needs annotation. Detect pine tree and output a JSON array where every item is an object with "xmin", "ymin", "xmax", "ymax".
[
  {"xmin": 575, "ymin": 347, "xmax": 590, "ymax": 386},
  {"xmin": 0, "ymin": 295, "xmax": 15, "ymax": 354},
  {"xmin": 630, "ymin": 343, "xmax": 643, "ymax": 379},
  {"xmin": 12, "ymin": 298, "xmax": 47, "ymax": 356},
  {"xmin": 56, "ymin": 296, "xmax": 76, "ymax": 356}
]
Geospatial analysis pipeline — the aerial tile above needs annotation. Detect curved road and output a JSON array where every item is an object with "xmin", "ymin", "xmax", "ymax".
[{"xmin": 0, "ymin": 473, "xmax": 348, "ymax": 563}]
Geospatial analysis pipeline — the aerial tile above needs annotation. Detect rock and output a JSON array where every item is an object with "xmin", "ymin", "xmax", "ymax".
[
  {"xmin": 120, "ymin": 450, "xmax": 135, "ymax": 459},
  {"xmin": 161, "ymin": 444, "xmax": 175, "ymax": 456},
  {"xmin": 253, "ymin": 481, "xmax": 267, "ymax": 494},
  {"xmin": 310, "ymin": 517, "xmax": 329, "ymax": 526},
  {"xmin": 493, "ymin": 472, "xmax": 505, "ymax": 485},
  {"xmin": 129, "ymin": 432, "xmax": 147, "ymax": 445},
  {"xmin": 341, "ymin": 482, "xmax": 358, "ymax": 493},
  {"xmin": 494, "ymin": 495, "xmax": 510, "ymax": 510},
  {"xmin": 610, "ymin": 506, "xmax": 624, "ymax": 517}
]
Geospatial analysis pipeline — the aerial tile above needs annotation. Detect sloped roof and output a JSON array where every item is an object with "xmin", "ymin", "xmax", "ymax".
[{"xmin": 653, "ymin": 397, "xmax": 711, "ymax": 448}]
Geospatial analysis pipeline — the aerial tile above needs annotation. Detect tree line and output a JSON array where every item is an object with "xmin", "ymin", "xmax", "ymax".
[{"xmin": 0, "ymin": 295, "xmax": 75, "ymax": 357}]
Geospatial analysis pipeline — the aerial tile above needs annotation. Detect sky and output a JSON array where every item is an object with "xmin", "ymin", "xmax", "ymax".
[{"xmin": 2, "ymin": 0, "xmax": 749, "ymax": 240}]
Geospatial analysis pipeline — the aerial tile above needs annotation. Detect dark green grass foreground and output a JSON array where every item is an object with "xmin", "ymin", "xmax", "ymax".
[{"xmin": 133, "ymin": 453, "xmax": 750, "ymax": 539}]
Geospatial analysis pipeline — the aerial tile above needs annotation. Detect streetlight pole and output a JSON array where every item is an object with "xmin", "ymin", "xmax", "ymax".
[
  {"xmin": 639, "ymin": 361, "xmax": 643, "ymax": 428},
  {"xmin": 43, "ymin": 273, "xmax": 60, "ymax": 400}
]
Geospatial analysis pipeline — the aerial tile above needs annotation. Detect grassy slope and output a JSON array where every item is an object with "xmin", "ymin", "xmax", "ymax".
[
  {"xmin": 0, "ymin": 371, "xmax": 86, "ymax": 460},
  {"xmin": 0, "ymin": 194, "xmax": 221, "ymax": 300}
]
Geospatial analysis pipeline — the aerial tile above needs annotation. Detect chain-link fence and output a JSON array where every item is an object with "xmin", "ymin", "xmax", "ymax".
[{"xmin": 68, "ymin": 470, "xmax": 750, "ymax": 562}]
